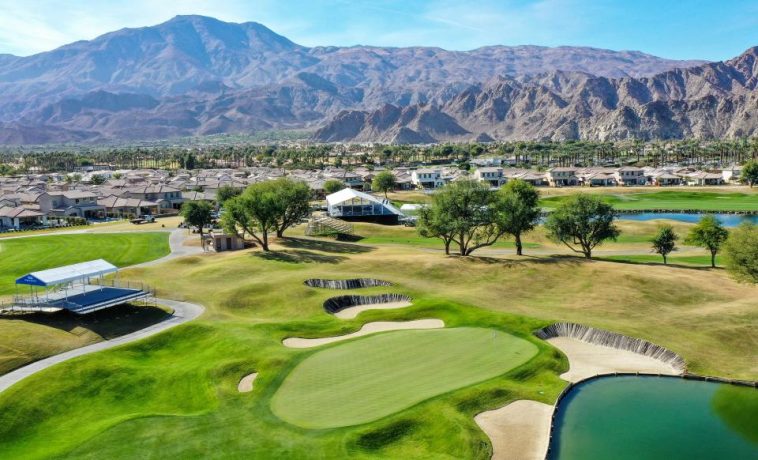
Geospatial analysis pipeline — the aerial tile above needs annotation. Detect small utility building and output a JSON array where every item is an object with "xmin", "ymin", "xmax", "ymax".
[
  {"xmin": 12, "ymin": 259, "xmax": 152, "ymax": 314},
  {"xmin": 203, "ymin": 232, "xmax": 245, "ymax": 252},
  {"xmin": 326, "ymin": 188, "xmax": 404, "ymax": 224}
]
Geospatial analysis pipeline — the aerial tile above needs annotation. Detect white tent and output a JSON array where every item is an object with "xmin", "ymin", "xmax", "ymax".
[
  {"xmin": 16, "ymin": 259, "xmax": 117, "ymax": 287},
  {"xmin": 325, "ymin": 188, "xmax": 403, "ymax": 218}
]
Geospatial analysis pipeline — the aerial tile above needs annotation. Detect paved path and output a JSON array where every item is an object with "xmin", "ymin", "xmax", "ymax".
[
  {"xmin": 0, "ymin": 298, "xmax": 204, "ymax": 394},
  {"xmin": 132, "ymin": 228, "xmax": 204, "ymax": 268},
  {"xmin": 0, "ymin": 227, "xmax": 206, "ymax": 394}
]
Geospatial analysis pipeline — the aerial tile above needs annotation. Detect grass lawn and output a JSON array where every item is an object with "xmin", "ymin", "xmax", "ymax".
[
  {"xmin": 540, "ymin": 191, "xmax": 758, "ymax": 212},
  {"xmin": 0, "ymin": 220, "xmax": 755, "ymax": 458},
  {"xmin": 0, "ymin": 303, "xmax": 172, "ymax": 375},
  {"xmin": 271, "ymin": 327, "xmax": 538, "ymax": 429},
  {"xmin": 341, "ymin": 223, "xmax": 541, "ymax": 250},
  {"xmin": 0, "ymin": 232, "xmax": 170, "ymax": 295}
]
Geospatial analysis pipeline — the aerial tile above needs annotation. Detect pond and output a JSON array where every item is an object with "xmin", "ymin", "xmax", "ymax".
[
  {"xmin": 618, "ymin": 213, "xmax": 758, "ymax": 227},
  {"xmin": 548, "ymin": 376, "xmax": 758, "ymax": 460}
]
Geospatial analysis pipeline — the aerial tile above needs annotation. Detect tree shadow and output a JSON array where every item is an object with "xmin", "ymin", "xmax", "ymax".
[
  {"xmin": 279, "ymin": 237, "xmax": 374, "ymax": 254},
  {"xmin": 597, "ymin": 257, "xmax": 717, "ymax": 271},
  {"xmin": 254, "ymin": 249, "xmax": 347, "ymax": 264},
  {"xmin": 3, "ymin": 303, "xmax": 171, "ymax": 338},
  {"xmin": 455, "ymin": 253, "xmax": 584, "ymax": 267}
]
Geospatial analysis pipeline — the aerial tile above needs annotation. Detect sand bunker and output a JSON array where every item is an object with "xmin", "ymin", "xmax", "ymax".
[
  {"xmin": 475, "ymin": 400, "xmax": 553, "ymax": 460},
  {"xmin": 475, "ymin": 324, "xmax": 685, "ymax": 460},
  {"xmin": 283, "ymin": 319, "xmax": 444, "ymax": 348},
  {"xmin": 304, "ymin": 278, "xmax": 392, "ymax": 289},
  {"xmin": 334, "ymin": 301, "xmax": 412, "ymax": 319},
  {"xmin": 535, "ymin": 322, "xmax": 686, "ymax": 372},
  {"xmin": 323, "ymin": 294, "xmax": 412, "ymax": 319},
  {"xmin": 238, "ymin": 373, "xmax": 258, "ymax": 393},
  {"xmin": 546, "ymin": 337, "xmax": 681, "ymax": 382}
]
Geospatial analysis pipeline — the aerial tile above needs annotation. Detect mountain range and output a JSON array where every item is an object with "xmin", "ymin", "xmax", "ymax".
[{"xmin": 0, "ymin": 15, "xmax": 754, "ymax": 145}]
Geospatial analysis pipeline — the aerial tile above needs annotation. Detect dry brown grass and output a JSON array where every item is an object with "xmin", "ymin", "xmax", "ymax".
[{"xmin": 118, "ymin": 236, "xmax": 758, "ymax": 379}]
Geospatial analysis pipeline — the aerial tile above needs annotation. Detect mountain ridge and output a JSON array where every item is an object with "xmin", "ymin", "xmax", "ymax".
[
  {"xmin": 315, "ymin": 47, "xmax": 758, "ymax": 143},
  {"xmin": 0, "ymin": 15, "xmax": 751, "ymax": 145}
]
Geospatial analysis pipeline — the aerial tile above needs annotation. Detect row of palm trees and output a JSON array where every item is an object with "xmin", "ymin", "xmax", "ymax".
[{"xmin": 1, "ymin": 137, "xmax": 756, "ymax": 173}]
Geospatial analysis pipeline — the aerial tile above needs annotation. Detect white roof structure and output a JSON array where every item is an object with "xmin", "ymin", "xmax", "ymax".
[
  {"xmin": 325, "ymin": 188, "xmax": 403, "ymax": 216},
  {"xmin": 16, "ymin": 259, "xmax": 117, "ymax": 286}
]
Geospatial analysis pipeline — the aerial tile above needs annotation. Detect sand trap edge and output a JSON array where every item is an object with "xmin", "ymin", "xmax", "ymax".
[
  {"xmin": 304, "ymin": 278, "xmax": 393, "ymax": 289},
  {"xmin": 282, "ymin": 319, "xmax": 445, "ymax": 348},
  {"xmin": 323, "ymin": 293, "xmax": 412, "ymax": 315},
  {"xmin": 534, "ymin": 322, "xmax": 687, "ymax": 372},
  {"xmin": 238, "ymin": 373, "xmax": 258, "ymax": 393}
]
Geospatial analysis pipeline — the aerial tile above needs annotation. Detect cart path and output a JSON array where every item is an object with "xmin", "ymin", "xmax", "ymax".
[
  {"xmin": 0, "ymin": 298, "xmax": 204, "ymax": 394},
  {"xmin": 0, "ymin": 228, "xmax": 205, "ymax": 394},
  {"xmin": 131, "ymin": 228, "xmax": 204, "ymax": 268}
]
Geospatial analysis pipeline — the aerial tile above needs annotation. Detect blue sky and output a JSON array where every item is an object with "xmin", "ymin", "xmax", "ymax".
[{"xmin": 0, "ymin": 0, "xmax": 756, "ymax": 60}]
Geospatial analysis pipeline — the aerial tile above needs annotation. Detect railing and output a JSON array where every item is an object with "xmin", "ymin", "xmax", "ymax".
[
  {"xmin": 3, "ymin": 280, "xmax": 156, "ymax": 315},
  {"xmin": 305, "ymin": 217, "xmax": 354, "ymax": 236}
]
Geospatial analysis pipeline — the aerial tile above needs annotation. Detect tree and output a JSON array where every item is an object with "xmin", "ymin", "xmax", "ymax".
[
  {"xmin": 417, "ymin": 204, "xmax": 455, "ymax": 255},
  {"xmin": 651, "ymin": 224, "xmax": 678, "ymax": 264},
  {"xmin": 742, "ymin": 160, "xmax": 758, "ymax": 187},
  {"xmin": 324, "ymin": 179, "xmax": 344, "ymax": 195},
  {"xmin": 494, "ymin": 179, "xmax": 541, "ymax": 255},
  {"xmin": 417, "ymin": 180, "xmax": 506, "ymax": 256},
  {"xmin": 686, "ymin": 215, "xmax": 729, "ymax": 268},
  {"xmin": 183, "ymin": 153, "xmax": 196, "ymax": 170},
  {"xmin": 544, "ymin": 194, "xmax": 620, "ymax": 259},
  {"xmin": 90, "ymin": 174, "xmax": 106, "ymax": 185},
  {"xmin": 221, "ymin": 179, "xmax": 312, "ymax": 251},
  {"xmin": 222, "ymin": 184, "xmax": 279, "ymax": 252},
  {"xmin": 723, "ymin": 222, "xmax": 758, "ymax": 283},
  {"xmin": 273, "ymin": 178, "xmax": 312, "ymax": 237},
  {"xmin": 181, "ymin": 200, "xmax": 214, "ymax": 240},
  {"xmin": 372, "ymin": 171, "xmax": 396, "ymax": 199},
  {"xmin": 216, "ymin": 185, "xmax": 242, "ymax": 206}
]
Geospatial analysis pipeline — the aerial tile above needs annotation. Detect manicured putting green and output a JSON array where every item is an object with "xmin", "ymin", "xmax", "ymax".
[{"xmin": 271, "ymin": 327, "xmax": 538, "ymax": 429}]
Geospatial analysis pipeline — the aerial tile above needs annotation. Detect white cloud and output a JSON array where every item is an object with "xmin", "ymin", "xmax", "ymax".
[{"xmin": 0, "ymin": 0, "xmax": 259, "ymax": 55}]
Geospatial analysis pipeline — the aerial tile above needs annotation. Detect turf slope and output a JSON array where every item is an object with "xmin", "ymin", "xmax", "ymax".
[{"xmin": 271, "ymin": 327, "xmax": 538, "ymax": 429}]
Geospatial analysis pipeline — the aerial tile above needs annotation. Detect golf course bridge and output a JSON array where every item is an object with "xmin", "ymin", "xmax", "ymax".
[{"xmin": 7, "ymin": 259, "xmax": 153, "ymax": 315}]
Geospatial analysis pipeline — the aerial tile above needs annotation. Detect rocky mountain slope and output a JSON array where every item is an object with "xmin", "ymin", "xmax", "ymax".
[
  {"xmin": 0, "ymin": 14, "xmax": 748, "ymax": 144},
  {"xmin": 315, "ymin": 47, "xmax": 758, "ymax": 143}
]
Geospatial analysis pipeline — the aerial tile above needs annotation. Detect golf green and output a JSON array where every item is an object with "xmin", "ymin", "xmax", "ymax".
[{"xmin": 271, "ymin": 327, "xmax": 538, "ymax": 429}]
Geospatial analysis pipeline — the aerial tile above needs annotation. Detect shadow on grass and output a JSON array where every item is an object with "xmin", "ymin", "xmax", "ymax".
[
  {"xmin": 457, "ymin": 253, "xmax": 584, "ymax": 267},
  {"xmin": 3, "ymin": 303, "xmax": 171, "ymax": 338},
  {"xmin": 597, "ymin": 257, "xmax": 717, "ymax": 271},
  {"xmin": 254, "ymin": 249, "xmax": 347, "ymax": 264},
  {"xmin": 279, "ymin": 237, "xmax": 373, "ymax": 254}
]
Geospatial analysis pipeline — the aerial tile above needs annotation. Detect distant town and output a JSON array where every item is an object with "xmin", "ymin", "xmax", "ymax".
[{"xmin": 0, "ymin": 153, "xmax": 751, "ymax": 230}]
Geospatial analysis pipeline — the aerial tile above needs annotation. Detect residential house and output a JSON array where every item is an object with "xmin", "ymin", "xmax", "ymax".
[
  {"xmin": 721, "ymin": 165, "xmax": 742, "ymax": 184},
  {"xmin": 473, "ymin": 167, "xmax": 506, "ymax": 188},
  {"xmin": 685, "ymin": 171, "xmax": 724, "ymax": 186},
  {"xmin": 652, "ymin": 173, "xmax": 682, "ymax": 186},
  {"xmin": 584, "ymin": 172, "xmax": 617, "ymax": 187},
  {"xmin": 614, "ymin": 166, "xmax": 646, "ymax": 186},
  {"xmin": 48, "ymin": 191, "xmax": 105, "ymax": 218},
  {"xmin": 411, "ymin": 169, "xmax": 445, "ymax": 189},
  {"xmin": 547, "ymin": 167, "xmax": 579, "ymax": 187},
  {"xmin": 510, "ymin": 171, "xmax": 548, "ymax": 187},
  {"xmin": 0, "ymin": 206, "xmax": 46, "ymax": 229},
  {"xmin": 124, "ymin": 185, "xmax": 183, "ymax": 213},
  {"xmin": 98, "ymin": 196, "xmax": 160, "ymax": 218}
]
